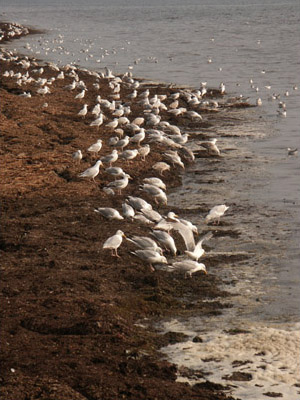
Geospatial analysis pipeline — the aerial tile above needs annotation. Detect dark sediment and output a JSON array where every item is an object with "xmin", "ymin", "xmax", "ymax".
[{"xmin": 0, "ymin": 24, "xmax": 250, "ymax": 400}]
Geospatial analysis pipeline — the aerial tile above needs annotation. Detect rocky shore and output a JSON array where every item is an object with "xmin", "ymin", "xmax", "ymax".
[{"xmin": 0, "ymin": 23, "xmax": 252, "ymax": 400}]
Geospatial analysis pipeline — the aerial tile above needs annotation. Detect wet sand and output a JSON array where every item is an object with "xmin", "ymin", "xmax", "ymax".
[{"xmin": 0, "ymin": 23, "xmax": 253, "ymax": 400}]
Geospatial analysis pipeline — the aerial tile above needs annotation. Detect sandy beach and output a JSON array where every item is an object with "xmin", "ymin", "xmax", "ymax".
[{"xmin": 0, "ymin": 22, "xmax": 256, "ymax": 400}]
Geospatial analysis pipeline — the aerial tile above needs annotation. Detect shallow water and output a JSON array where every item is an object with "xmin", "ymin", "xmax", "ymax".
[{"xmin": 1, "ymin": 0, "xmax": 300, "ymax": 397}]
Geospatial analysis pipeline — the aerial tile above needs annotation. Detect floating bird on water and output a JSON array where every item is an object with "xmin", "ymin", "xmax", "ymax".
[
  {"xmin": 78, "ymin": 160, "xmax": 103, "ymax": 181},
  {"xmin": 287, "ymin": 147, "xmax": 298, "ymax": 156},
  {"xmin": 103, "ymin": 230, "xmax": 126, "ymax": 257},
  {"xmin": 205, "ymin": 204, "xmax": 229, "ymax": 224},
  {"xmin": 94, "ymin": 207, "xmax": 124, "ymax": 220}
]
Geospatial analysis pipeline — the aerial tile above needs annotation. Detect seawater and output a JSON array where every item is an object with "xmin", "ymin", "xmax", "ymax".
[{"xmin": 1, "ymin": 1, "xmax": 299, "ymax": 398}]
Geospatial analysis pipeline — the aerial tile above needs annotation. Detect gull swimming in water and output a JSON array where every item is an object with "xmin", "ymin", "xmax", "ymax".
[
  {"xmin": 94, "ymin": 207, "xmax": 124, "ymax": 220},
  {"xmin": 103, "ymin": 230, "xmax": 126, "ymax": 257},
  {"xmin": 171, "ymin": 260, "xmax": 207, "ymax": 278},
  {"xmin": 185, "ymin": 232, "xmax": 213, "ymax": 261},
  {"xmin": 205, "ymin": 204, "xmax": 229, "ymax": 224},
  {"xmin": 78, "ymin": 160, "xmax": 103, "ymax": 181},
  {"xmin": 287, "ymin": 147, "xmax": 298, "ymax": 156}
]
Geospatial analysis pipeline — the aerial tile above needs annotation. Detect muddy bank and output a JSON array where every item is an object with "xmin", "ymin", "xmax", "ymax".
[{"xmin": 0, "ymin": 25, "xmax": 252, "ymax": 400}]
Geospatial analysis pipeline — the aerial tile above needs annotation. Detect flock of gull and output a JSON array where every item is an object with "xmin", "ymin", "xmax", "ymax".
[{"xmin": 0, "ymin": 42, "xmax": 233, "ymax": 278}]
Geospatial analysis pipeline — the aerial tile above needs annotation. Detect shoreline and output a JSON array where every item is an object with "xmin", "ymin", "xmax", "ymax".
[{"xmin": 0, "ymin": 23, "xmax": 252, "ymax": 400}]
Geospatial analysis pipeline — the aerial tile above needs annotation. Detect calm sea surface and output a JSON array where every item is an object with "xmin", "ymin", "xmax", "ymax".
[{"xmin": 1, "ymin": 1, "xmax": 300, "ymax": 398}]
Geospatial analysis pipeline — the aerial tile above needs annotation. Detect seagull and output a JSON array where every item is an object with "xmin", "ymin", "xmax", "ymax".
[
  {"xmin": 90, "ymin": 114, "xmax": 104, "ymax": 129},
  {"xmin": 131, "ymin": 249, "xmax": 168, "ymax": 268},
  {"xmin": 130, "ymin": 129, "xmax": 145, "ymax": 147},
  {"xmin": 88, "ymin": 139, "xmax": 102, "ymax": 156},
  {"xmin": 120, "ymin": 149, "xmax": 139, "ymax": 162},
  {"xmin": 127, "ymin": 196, "xmax": 152, "ymax": 211},
  {"xmin": 105, "ymin": 166, "xmax": 125, "ymax": 179},
  {"xmin": 122, "ymin": 202, "xmax": 135, "ymax": 219},
  {"xmin": 78, "ymin": 104, "xmax": 88, "ymax": 117},
  {"xmin": 287, "ymin": 147, "xmax": 298, "ymax": 156},
  {"xmin": 101, "ymin": 149, "xmax": 118, "ymax": 166},
  {"xmin": 114, "ymin": 136, "xmax": 130, "ymax": 151},
  {"xmin": 94, "ymin": 207, "xmax": 124, "ymax": 220},
  {"xmin": 164, "ymin": 151, "xmax": 185, "ymax": 168},
  {"xmin": 107, "ymin": 174, "xmax": 131, "ymax": 194},
  {"xmin": 75, "ymin": 89, "xmax": 86, "ymax": 99},
  {"xmin": 185, "ymin": 232, "xmax": 213, "ymax": 261},
  {"xmin": 151, "ymin": 230, "xmax": 177, "ymax": 256},
  {"xmin": 140, "ymin": 207, "xmax": 162, "ymax": 223},
  {"xmin": 171, "ymin": 260, "xmax": 207, "ymax": 278},
  {"xmin": 199, "ymin": 138, "xmax": 220, "ymax": 156},
  {"xmin": 138, "ymin": 144, "xmax": 150, "ymax": 161},
  {"xmin": 105, "ymin": 118, "xmax": 119, "ymax": 130},
  {"xmin": 78, "ymin": 160, "xmax": 103, "ymax": 181},
  {"xmin": 126, "ymin": 236, "xmax": 161, "ymax": 252},
  {"xmin": 72, "ymin": 149, "xmax": 82, "ymax": 163},
  {"xmin": 205, "ymin": 204, "xmax": 229, "ymax": 224},
  {"xmin": 143, "ymin": 177, "xmax": 166, "ymax": 190},
  {"xmin": 152, "ymin": 162, "xmax": 171, "ymax": 176},
  {"xmin": 103, "ymin": 230, "xmax": 126, "ymax": 257}
]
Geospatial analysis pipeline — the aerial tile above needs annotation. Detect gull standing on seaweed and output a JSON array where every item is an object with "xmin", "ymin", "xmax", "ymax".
[
  {"xmin": 138, "ymin": 144, "xmax": 150, "ymax": 161},
  {"xmin": 72, "ymin": 149, "xmax": 82, "ymax": 163},
  {"xmin": 106, "ymin": 173, "xmax": 131, "ymax": 194},
  {"xmin": 88, "ymin": 139, "xmax": 102, "ymax": 157},
  {"xmin": 151, "ymin": 230, "xmax": 177, "ymax": 256},
  {"xmin": 78, "ymin": 103, "xmax": 88, "ymax": 118},
  {"xmin": 185, "ymin": 232, "xmax": 213, "ymax": 261},
  {"xmin": 103, "ymin": 230, "xmax": 126, "ymax": 257},
  {"xmin": 131, "ymin": 249, "xmax": 168, "ymax": 269},
  {"xmin": 171, "ymin": 260, "xmax": 207, "ymax": 278},
  {"xmin": 101, "ymin": 149, "xmax": 118, "ymax": 167},
  {"xmin": 78, "ymin": 160, "xmax": 103, "ymax": 182},
  {"xmin": 126, "ymin": 236, "xmax": 162, "ymax": 252},
  {"xmin": 152, "ymin": 161, "xmax": 171, "ymax": 176},
  {"xmin": 94, "ymin": 207, "xmax": 124, "ymax": 220},
  {"xmin": 122, "ymin": 202, "xmax": 135, "ymax": 219},
  {"xmin": 90, "ymin": 113, "xmax": 104, "ymax": 129}
]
